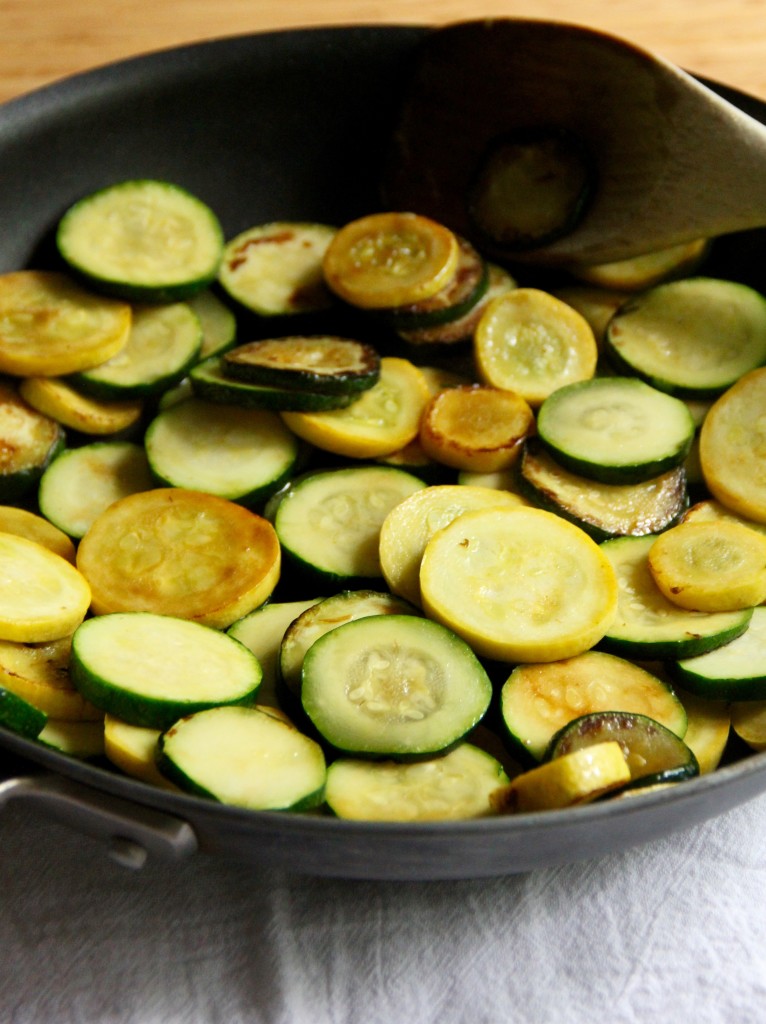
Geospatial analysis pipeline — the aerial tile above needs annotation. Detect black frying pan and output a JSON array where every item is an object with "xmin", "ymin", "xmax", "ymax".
[{"xmin": 2, "ymin": 24, "xmax": 766, "ymax": 881}]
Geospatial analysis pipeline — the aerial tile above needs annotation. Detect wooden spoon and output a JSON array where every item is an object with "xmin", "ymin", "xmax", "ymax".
[{"xmin": 382, "ymin": 18, "xmax": 766, "ymax": 267}]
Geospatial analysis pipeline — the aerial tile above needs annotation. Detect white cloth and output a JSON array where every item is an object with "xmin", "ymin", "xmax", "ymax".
[{"xmin": 2, "ymin": 790, "xmax": 766, "ymax": 1024}]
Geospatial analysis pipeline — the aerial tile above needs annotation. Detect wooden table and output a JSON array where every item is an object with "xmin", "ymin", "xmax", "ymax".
[{"xmin": 1, "ymin": 0, "xmax": 765, "ymax": 107}]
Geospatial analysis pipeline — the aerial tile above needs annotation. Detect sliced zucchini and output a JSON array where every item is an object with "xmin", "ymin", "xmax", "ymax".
[
  {"xmin": 0, "ymin": 635, "xmax": 102, "ymax": 721},
  {"xmin": 273, "ymin": 465, "xmax": 425, "ymax": 586},
  {"xmin": 144, "ymin": 398, "xmax": 299, "ymax": 507},
  {"xmin": 500, "ymin": 650, "xmax": 687, "ymax": 761},
  {"xmin": 474, "ymin": 287, "xmax": 598, "ymax": 406},
  {"xmin": 489, "ymin": 741, "xmax": 631, "ymax": 813},
  {"xmin": 301, "ymin": 614, "xmax": 492, "ymax": 757},
  {"xmin": 218, "ymin": 221, "xmax": 336, "ymax": 317},
  {"xmin": 222, "ymin": 336, "xmax": 380, "ymax": 394},
  {"xmin": 19, "ymin": 377, "xmax": 144, "ymax": 436},
  {"xmin": 38, "ymin": 441, "xmax": 154, "ymax": 538},
  {"xmin": 599, "ymin": 534, "xmax": 753, "ymax": 659},
  {"xmin": 71, "ymin": 611, "xmax": 263, "ymax": 729},
  {"xmin": 56, "ymin": 179, "xmax": 224, "ymax": 302},
  {"xmin": 699, "ymin": 366, "xmax": 766, "ymax": 523},
  {"xmin": 419, "ymin": 506, "xmax": 618, "ymax": 663},
  {"xmin": 280, "ymin": 356, "xmax": 432, "ymax": 459},
  {"xmin": 157, "ymin": 705, "xmax": 326, "ymax": 811},
  {"xmin": 545, "ymin": 711, "xmax": 699, "ymax": 789},
  {"xmin": 0, "ymin": 686, "xmax": 47, "ymax": 739},
  {"xmin": 0, "ymin": 532, "xmax": 91, "ymax": 643},
  {"xmin": 670, "ymin": 606, "xmax": 766, "ymax": 700},
  {"xmin": 186, "ymin": 289, "xmax": 237, "ymax": 361},
  {"xmin": 379, "ymin": 482, "xmax": 527, "ymax": 607},
  {"xmin": 279, "ymin": 590, "xmax": 417, "ymax": 699},
  {"xmin": 69, "ymin": 302, "xmax": 202, "ymax": 399},
  {"xmin": 0, "ymin": 505, "xmax": 75, "ymax": 563},
  {"xmin": 322, "ymin": 211, "xmax": 460, "ymax": 310},
  {"xmin": 0, "ymin": 381, "xmax": 64, "ymax": 502},
  {"xmin": 418, "ymin": 384, "xmax": 534, "ymax": 473},
  {"xmin": 38, "ymin": 718, "xmax": 105, "ymax": 758},
  {"xmin": 536, "ymin": 377, "xmax": 695, "ymax": 484},
  {"xmin": 190, "ymin": 355, "xmax": 356, "ymax": 412},
  {"xmin": 605, "ymin": 278, "xmax": 766, "ymax": 397},
  {"xmin": 76, "ymin": 488, "xmax": 280, "ymax": 628},
  {"xmin": 568, "ymin": 237, "xmax": 710, "ymax": 291},
  {"xmin": 647, "ymin": 520, "xmax": 766, "ymax": 612},
  {"xmin": 325, "ymin": 743, "xmax": 509, "ymax": 821},
  {"xmin": 519, "ymin": 439, "xmax": 688, "ymax": 542},
  {"xmin": 0, "ymin": 270, "xmax": 131, "ymax": 377},
  {"xmin": 467, "ymin": 125, "xmax": 593, "ymax": 252}
]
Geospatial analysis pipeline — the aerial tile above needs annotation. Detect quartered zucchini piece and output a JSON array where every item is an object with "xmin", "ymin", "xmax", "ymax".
[
  {"xmin": 536, "ymin": 377, "xmax": 695, "ymax": 484},
  {"xmin": 605, "ymin": 277, "xmax": 766, "ymax": 397},
  {"xmin": 218, "ymin": 221, "xmax": 336, "ymax": 317},
  {"xmin": 71, "ymin": 611, "xmax": 263, "ymax": 730},
  {"xmin": 419, "ymin": 384, "xmax": 534, "ymax": 473},
  {"xmin": 69, "ymin": 302, "xmax": 202, "ymax": 399},
  {"xmin": 420, "ymin": 506, "xmax": 618, "ymax": 663},
  {"xmin": 0, "ymin": 686, "xmax": 47, "ymax": 739},
  {"xmin": 518, "ymin": 439, "xmax": 688, "ymax": 542},
  {"xmin": 301, "ymin": 614, "xmax": 492, "ymax": 757},
  {"xmin": 545, "ymin": 711, "xmax": 699, "ymax": 789},
  {"xmin": 144, "ymin": 398, "xmax": 299, "ymax": 508},
  {"xmin": 157, "ymin": 705, "xmax": 326, "ymax": 811},
  {"xmin": 57, "ymin": 179, "xmax": 224, "ymax": 302},
  {"xmin": 190, "ymin": 355, "xmax": 357, "ymax": 412},
  {"xmin": 599, "ymin": 534, "xmax": 753, "ymax": 659},
  {"xmin": 322, "ymin": 211, "xmax": 460, "ymax": 309},
  {"xmin": 0, "ymin": 381, "xmax": 64, "ymax": 502},
  {"xmin": 222, "ymin": 336, "xmax": 380, "ymax": 395},
  {"xmin": 19, "ymin": 377, "xmax": 144, "ymax": 436},
  {"xmin": 474, "ymin": 287, "xmax": 598, "ymax": 406},
  {"xmin": 670, "ymin": 606, "xmax": 766, "ymax": 700},
  {"xmin": 0, "ymin": 270, "xmax": 131, "ymax": 377},
  {"xmin": 467, "ymin": 125, "xmax": 594, "ymax": 252},
  {"xmin": 325, "ymin": 743, "xmax": 509, "ymax": 821},
  {"xmin": 500, "ymin": 650, "xmax": 687, "ymax": 761},
  {"xmin": 38, "ymin": 441, "xmax": 154, "ymax": 539}
]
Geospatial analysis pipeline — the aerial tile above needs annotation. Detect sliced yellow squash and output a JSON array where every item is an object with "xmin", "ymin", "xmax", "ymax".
[
  {"xmin": 104, "ymin": 714, "xmax": 174, "ymax": 787},
  {"xmin": 419, "ymin": 506, "xmax": 618, "ymax": 662},
  {"xmin": 0, "ymin": 635, "xmax": 102, "ymax": 720},
  {"xmin": 568, "ymin": 238, "xmax": 709, "ymax": 291},
  {"xmin": 730, "ymin": 701, "xmax": 766, "ymax": 752},
  {"xmin": 19, "ymin": 376, "xmax": 144, "ymax": 435},
  {"xmin": 0, "ymin": 505, "xmax": 75, "ymax": 563},
  {"xmin": 677, "ymin": 688, "xmax": 731, "ymax": 773}
]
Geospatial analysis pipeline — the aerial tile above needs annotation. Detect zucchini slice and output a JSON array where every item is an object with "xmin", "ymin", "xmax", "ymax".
[
  {"xmin": 418, "ymin": 384, "xmax": 534, "ymax": 473},
  {"xmin": 273, "ymin": 465, "xmax": 425, "ymax": 586},
  {"xmin": 71, "ymin": 611, "xmax": 263, "ymax": 729},
  {"xmin": 670, "ymin": 606, "xmax": 766, "ymax": 700},
  {"xmin": 69, "ymin": 302, "xmax": 202, "ymax": 399},
  {"xmin": 186, "ymin": 289, "xmax": 237, "ymax": 361},
  {"xmin": 157, "ymin": 705, "xmax": 326, "ymax": 811},
  {"xmin": 279, "ymin": 590, "xmax": 417, "ymax": 699},
  {"xmin": 545, "ymin": 711, "xmax": 699, "ymax": 789},
  {"xmin": 0, "ymin": 635, "xmax": 102, "ymax": 721},
  {"xmin": 76, "ymin": 488, "xmax": 280, "ymax": 628},
  {"xmin": 599, "ymin": 534, "xmax": 753, "ymax": 659},
  {"xmin": 301, "ymin": 614, "xmax": 492, "ymax": 757},
  {"xmin": 419, "ymin": 506, "xmax": 618, "ymax": 663},
  {"xmin": 379, "ymin": 482, "xmax": 527, "ymax": 607},
  {"xmin": 190, "ymin": 355, "xmax": 357, "ymax": 412},
  {"xmin": 536, "ymin": 377, "xmax": 695, "ymax": 484},
  {"xmin": 144, "ymin": 398, "xmax": 299, "ymax": 507},
  {"xmin": 280, "ymin": 356, "xmax": 432, "ymax": 459},
  {"xmin": 19, "ymin": 377, "xmax": 144, "ymax": 437},
  {"xmin": 519, "ymin": 439, "xmax": 688, "ymax": 542},
  {"xmin": 0, "ymin": 532, "xmax": 91, "ymax": 643},
  {"xmin": 0, "ymin": 271, "xmax": 131, "ymax": 377},
  {"xmin": 605, "ymin": 277, "xmax": 766, "ymax": 397},
  {"xmin": 222, "ymin": 336, "xmax": 380, "ymax": 395},
  {"xmin": 0, "ymin": 686, "xmax": 47, "ymax": 739},
  {"xmin": 56, "ymin": 179, "xmax": 224, "ymax": 302},
  {"xmin": 500, "ymin": 650, "xmax": 687, "ymax": 761},
  {"xmin": 38, "ymin": 441, "xmax": 154, "ymax": 538},
  {"xmin": 218, "ymin": 221, "xmax": 336, "ymax": 317},
  {"xmin": 322, "ymin": 211, "xmax": 460, "ymax": 310},
  {"xmin": 38, "ymin": 718, "xmax": 105, "ymax": 758},
  {"xmin": 490, "ymin": 742, "xmax": 631, "ymax": 813},
  {"xmin": 474, "ymin": 287, "xmax": 598, "ymax": 406},
  {"xmin": 0, "ymin": 381, "xmax": 64, "ymax": 502},
  {"xmin": 325, "ymin": 743, "xmax": 509, "ymax": 821}
]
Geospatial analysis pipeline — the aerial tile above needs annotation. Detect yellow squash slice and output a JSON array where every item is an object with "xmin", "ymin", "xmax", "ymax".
[
  {"xmin": 0, "ymin": 505, "xmax": 75, "ymax": 563},
  {"xmin": 76, "ymin": 488, "xmax": 280, "ymax": 628},
  {"xmin": 19, "ymin": 376, "xmax": 144, "ymax": 435},
  {"xmin": 568, "ymin": 238, "xmax": 709, "ymax": 291},
  {"xmin": 0, "ymin": 635, "xmax": 102, "ymax": 720},
  {"xmin": 419, "ymin": 506, "xmax": 618, "ymax": 662},
  {"xmin": 0, "ymin": 270, "xmax": 131, "ymax": 376},
  {"xmin": 0, "ymin": 531, "xmax": 91, "ymax": 642},
  {"xmin": 281, "ymin": 356, "xmax": 431, "ymax": 459},
  {"xmin": 730, "ymin": 701, "xmax": 766, "ymax": 752},
  {"xmin": 104, "ymin": 714, "xmax": 174, "ymax": 788}
]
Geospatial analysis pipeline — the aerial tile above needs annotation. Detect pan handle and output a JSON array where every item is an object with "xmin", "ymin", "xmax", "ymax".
[{"xmin": 0, "ymin": 772, "xmax": 199, "ymax": 868}]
